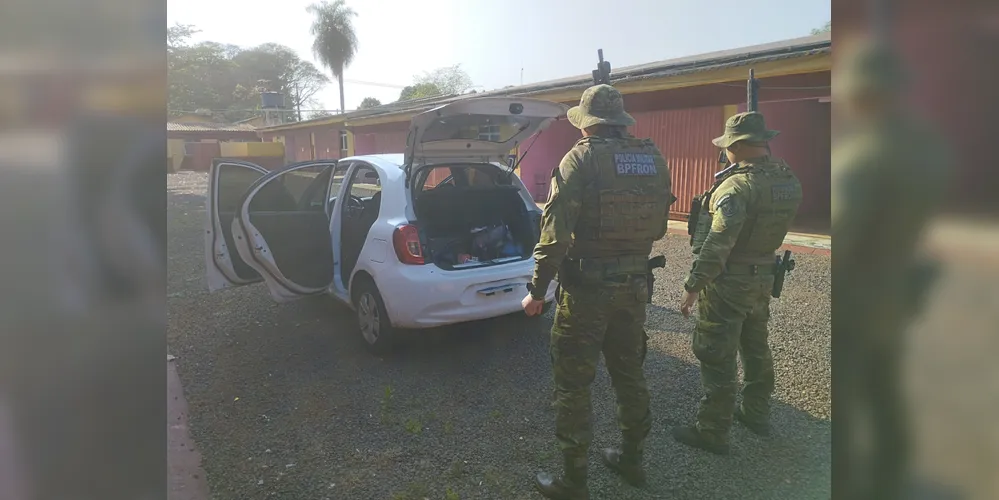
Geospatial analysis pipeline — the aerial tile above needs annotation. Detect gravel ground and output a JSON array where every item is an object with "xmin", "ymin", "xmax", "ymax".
[{"xmin": 168, "ymin": 171, "xmax": 831, "ymax": 500}]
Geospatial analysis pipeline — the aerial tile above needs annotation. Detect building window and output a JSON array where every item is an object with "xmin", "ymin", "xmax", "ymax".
[
  {"xmin": 339, "ymin": 131, "xmax": 348, "ymax": 151},
  {"xmin": 477, "ymin": 124, "xmax": 501, "ymax": 142}
]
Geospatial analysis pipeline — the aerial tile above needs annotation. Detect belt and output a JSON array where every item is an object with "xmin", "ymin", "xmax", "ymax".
[
  {"xmin": 570, "ymin": 255, "xmax": 649, "ymax": 275},
  {"xmin": 723, "ymin": 262, "xmax": 777, "ymax": 275}
]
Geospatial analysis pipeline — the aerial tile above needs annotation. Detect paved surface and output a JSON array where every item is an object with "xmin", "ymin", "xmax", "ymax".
[
  {"xmin": 168, "ymin": 358, "xmax": 211, "ymax": 500},
  {"xmin": 169, "ymin": 171, "xmax": 831, "ymax": 500}
]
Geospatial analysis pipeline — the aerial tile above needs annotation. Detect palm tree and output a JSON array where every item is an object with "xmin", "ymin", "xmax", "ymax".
[{"xmin": 307, "ymin": 0, "xmax": 358, "ymax": 114}]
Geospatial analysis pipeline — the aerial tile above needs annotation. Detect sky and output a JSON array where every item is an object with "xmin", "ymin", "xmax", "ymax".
[{"xmin": 166, "ymin": 0, "xmax": 830, "ymax": 114}]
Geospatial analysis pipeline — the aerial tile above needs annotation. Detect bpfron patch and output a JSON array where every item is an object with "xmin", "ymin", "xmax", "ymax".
[{"xmin": 613, "ymin": 152, "xmax": 658, "ymax": 176}]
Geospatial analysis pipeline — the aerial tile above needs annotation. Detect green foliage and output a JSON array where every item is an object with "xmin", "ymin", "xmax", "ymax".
[
  {"xmin": 397, "ymin": 65, "xmax": 474, "ymax": 101},
  {"xmin": 811, "ymin": 21, "xmax": 831, "ymax": 35},
  {"xmin": 404, "ymin": 418, "xmax": 423, "ymax": 434},
  {"xmin": 167, "ymin": 24, "xmax": 329, "ymax": 123},
  {"xmin": 307, "ymin": 0, "xmax": 359, "ymax": 112},
  {"xmin": 358, "ymin": 97, "xmax": 382, "ymax": 109}
]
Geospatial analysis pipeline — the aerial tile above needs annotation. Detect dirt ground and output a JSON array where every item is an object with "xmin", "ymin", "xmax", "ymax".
[{"xmin": 168, "ymin": 171, "xmax": 832, "ymax": 499}]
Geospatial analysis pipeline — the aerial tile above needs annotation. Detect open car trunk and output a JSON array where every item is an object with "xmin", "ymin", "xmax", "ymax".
[{"xmin": 414, "ymin": 185, "xmax": 540, "ymax": 270}]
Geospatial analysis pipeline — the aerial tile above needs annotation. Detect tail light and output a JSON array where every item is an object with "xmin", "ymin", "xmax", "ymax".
[{"xmin": 392, "ymin": 224, "xmax": 425, "ymax": 265}]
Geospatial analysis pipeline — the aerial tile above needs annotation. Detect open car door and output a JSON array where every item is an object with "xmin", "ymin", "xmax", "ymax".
[
  {"xmin": 204, "ymin": 159, "xmax": 270, "ymax": 292},
  {"xmin": 229, "ymin": 160, "xmax": 338, "ymax": 303}
]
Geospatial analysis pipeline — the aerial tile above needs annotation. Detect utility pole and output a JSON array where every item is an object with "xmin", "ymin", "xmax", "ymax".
[{"xmin": 294, "ymin": 82, "xmax": 302, "ymax": 121}]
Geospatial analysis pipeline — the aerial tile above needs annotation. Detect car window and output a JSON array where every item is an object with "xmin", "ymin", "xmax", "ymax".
[
  {"xmin": 329, "ymin": 163, "xmax": 351, "ymax": 200},
  {"xmin": 423, "ymin": 168, "xmax": 456, "ymax": 190},
  {"xmin": 247, "ymin": 163, "xmax": 333, "ymax": 213},
  {"xmin": 348, "ymin": 165, "xmax": 381, "ymax": 199},
  {"xmin": 217, "ymin": 165, "xmax": 265, "ymax": 214}
]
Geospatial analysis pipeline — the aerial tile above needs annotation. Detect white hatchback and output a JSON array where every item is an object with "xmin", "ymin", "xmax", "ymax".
[{"xmin": 205, "ymin": 97, "xmax": 568, "ymax": 353}]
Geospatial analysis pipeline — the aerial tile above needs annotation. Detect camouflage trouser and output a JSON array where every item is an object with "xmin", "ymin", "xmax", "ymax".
[
  {"xmin": 836, "ymin": 286, "xmax": 910, "ymax": 500},
  {"xmin": 550, "ymin": 278, "xmax": 652, "ymax": 467},
  {"xmin": 693, "ymin": 272, "xmax": 775, "ymax": 442}
]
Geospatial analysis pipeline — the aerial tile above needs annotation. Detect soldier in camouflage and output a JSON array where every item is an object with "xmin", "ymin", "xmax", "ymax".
[
  {"xmin": 832, "ymin": 39, "xmax": 951, "ymax": 500},
  {"xmin": 522, "ymin": 84, "xmax": 672, "ymax": 499},
  {"xmin": 673, "ymin": 111, "xmax": 802, "ymax": 455}
]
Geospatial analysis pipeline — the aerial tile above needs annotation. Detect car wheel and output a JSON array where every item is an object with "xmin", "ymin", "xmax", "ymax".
[{"xmin": 352, "ymin": 280, "xmax": 395, "ymax": 355}]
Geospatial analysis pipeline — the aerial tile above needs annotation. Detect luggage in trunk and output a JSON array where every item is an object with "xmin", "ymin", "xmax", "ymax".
[{"xmin": 414, "ymin": 185, "xmax": 538, "ymax": 270}]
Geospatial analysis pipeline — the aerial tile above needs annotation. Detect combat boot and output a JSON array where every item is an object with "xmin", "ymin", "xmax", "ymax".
[
  {"xmin": 534, "ymin": 456, "xmax": 589, "ymax": 500},
  {"xmin": 671, "ymin": 425, "xmax": 730, "ymax": 455},
  {"xmin": 600, "ymin": 447, "xmax": 646, "ymax": 488},
  {"xmin": 734, "ymin": 407, "xmax": 771, "ymax": 437}
]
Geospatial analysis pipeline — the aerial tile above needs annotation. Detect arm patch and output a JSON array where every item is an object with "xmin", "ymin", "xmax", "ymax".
[{"xmin": 715, "ymin": 194, "xmax": 736, "ymax": 218}]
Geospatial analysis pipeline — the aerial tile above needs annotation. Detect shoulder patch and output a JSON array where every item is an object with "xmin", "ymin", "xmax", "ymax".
[
  {"xmin": 771, "ymin": 183, "xmax": 797, "ymax": 202},
  {"xmin": 714, "ymin": 194, "xmax": 736, "ymax": 217},
  {"xmin": 613, "ymin": 151, "xmax": 658, "ymax": 176}
]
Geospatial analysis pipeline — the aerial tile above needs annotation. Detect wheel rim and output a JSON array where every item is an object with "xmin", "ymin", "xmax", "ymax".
[{"xmin": 357, "ymin": 292, "xmax": 380, "ymax": 345}]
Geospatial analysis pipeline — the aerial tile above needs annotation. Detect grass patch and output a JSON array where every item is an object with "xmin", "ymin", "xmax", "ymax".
[
  {"xmin": 447, "ymin": 460, "xmax": 464, "ymax": 479},
  {"xmin": 380, "ymin": 385, "xmax": 394, "ymax": 425},
  {"xmin": 444, "ymin": 487, "xmax": 460, "ymax": 500},
  {"xmin": 404, "ymin": 418, "xmax": 423, "ymax": 435},
  {"xmin": 390, "ymin": 481, "xmax": 430, "ymax": 500}
]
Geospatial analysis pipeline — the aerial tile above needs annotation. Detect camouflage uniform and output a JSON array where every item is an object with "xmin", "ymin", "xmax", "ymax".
[
  {"xmin": 832, "ymin": 40, "xmax": 951, "ymax": 500},
  {"xmin": 530, "ymin": 84, "xmax": 672, "ymax": 499},
  {"xmin": 673, "ymin": 112, "xmax": 802, "ymax": 455}
]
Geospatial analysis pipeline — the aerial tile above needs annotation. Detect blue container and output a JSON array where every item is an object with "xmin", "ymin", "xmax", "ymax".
[{"xmin": 260, "ymin": 92, "xmax": 284, "ymax": 109}]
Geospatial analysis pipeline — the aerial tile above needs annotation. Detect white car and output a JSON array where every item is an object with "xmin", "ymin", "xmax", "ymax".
[{"xmin": 205, "ymin": 97, "xmax": 568, "ymax": 353}]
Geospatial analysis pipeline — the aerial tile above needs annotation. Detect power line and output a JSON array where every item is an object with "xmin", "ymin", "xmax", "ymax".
[{"xmin": 341, "ymin": 78, "xmax": 407, "ymax": 89}]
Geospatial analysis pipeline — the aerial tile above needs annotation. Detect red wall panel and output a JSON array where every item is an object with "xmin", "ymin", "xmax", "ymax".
[
  {"xmin": 630, "ymin": 107, "xmax": 724, "ymax": 218},
  {"xmin": 517, "ymin": 118, "xmax": 581, "ymax": 202},
  {"xmin": 738, "ymin": 99, "xmax": 831, "ymax": 230}
]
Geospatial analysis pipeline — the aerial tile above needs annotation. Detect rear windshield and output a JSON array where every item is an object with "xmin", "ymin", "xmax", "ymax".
[
  {"xmin": 417, "ymin": 164, "xmax": 512, "ymax": 194},
  {"xmin": 420, "ymin": 114, "xmax": 531, "ymax": 144}
]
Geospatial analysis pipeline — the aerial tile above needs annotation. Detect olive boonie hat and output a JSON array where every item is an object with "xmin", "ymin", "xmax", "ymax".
[
  {"xmin": 567, "ymin": 84, "xmax": 636, "ymax": 129},
  {"xmin": 712, "ymin": 112, "xmax": 779, "ymax": 149}
]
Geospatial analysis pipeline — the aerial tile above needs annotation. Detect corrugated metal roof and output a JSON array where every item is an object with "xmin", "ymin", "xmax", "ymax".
[
  {"xmin": 260, "ymin": 32, "xmax": 831, "ymax": 132},
  {"xmin": 167, "ymin": 122, "xmax": 258, "ymax": 133}
]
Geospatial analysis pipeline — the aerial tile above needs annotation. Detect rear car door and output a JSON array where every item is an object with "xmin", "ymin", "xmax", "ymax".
[
  {"xmin": 204, "ymin": 159, "xmax": 270, "ymax": 291},
  {"xmin": 230, "ymin": 160, "xmax": 338, "ymax": 303}
]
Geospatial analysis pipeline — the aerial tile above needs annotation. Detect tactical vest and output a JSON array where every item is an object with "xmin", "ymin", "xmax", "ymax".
[
  {"xmin": 567, "ymin": 136, "xmax": 672, "ymax": 262},
  {"xmin": 690, "ymin": 158, "xmax": 803, "ymax": 260}
]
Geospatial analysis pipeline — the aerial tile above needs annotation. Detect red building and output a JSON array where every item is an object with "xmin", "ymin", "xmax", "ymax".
[{"xmin": 259, "ymin": 33, "xmax": 832, "ymax": 230}]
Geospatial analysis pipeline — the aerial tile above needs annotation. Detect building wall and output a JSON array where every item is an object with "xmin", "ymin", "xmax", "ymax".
[
  {"xmin": 351, "ymin": 121, "xmax": 410, "ymax": 156},
  {"xmin": 631, "ymin": 106, "xmax": 724, "ymax": 219},
  {"xmin": 834, "ymin": 4, "xmax": 997, "ymax": 213},
  {"xmin": 739, "ymin": 98, "xmax": 831, "ymax": 231},
  {"xmin": 516, "ymin": 118, "xmax": 581, "ymax": 201}
]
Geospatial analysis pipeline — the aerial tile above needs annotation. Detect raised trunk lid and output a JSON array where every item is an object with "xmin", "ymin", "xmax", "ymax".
[{"xmin": 404, "ymin": 97, "xmax": 568, "ymax": 174}]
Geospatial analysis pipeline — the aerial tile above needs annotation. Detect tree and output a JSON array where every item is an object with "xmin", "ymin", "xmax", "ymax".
[
  {"xmin": 811, "ymin": 21, "xmax": 831, "ymax": 35},
  {"xmin": 398, "ymin": 82, "xmax": 442, "ymax": 101},
  {"xmin": 167, "ymin": 29, "xmax": 329, "ymax": 123},
  {"xmin": 415, "ymin": 64, "xmax": 473, "ymax": 95},
  {"xmin": 396, "ymin": 65, "xmax": 474, "ymax": 101},
  {"xmin": 358, "ymin": 97, "xmax": 381, "ymax": 109},
  {"xmin": 307, "ymin": 0, "xmax": 359, "ymax": 114},
  {"xmin": 308, "ymin": 110, "xmax": 336, "ymax": 120}
]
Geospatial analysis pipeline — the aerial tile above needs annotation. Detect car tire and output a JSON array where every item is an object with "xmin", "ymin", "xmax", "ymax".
[{"xmin": 352, "ymin": 279, "xmax": 396, "ymax": 356}]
